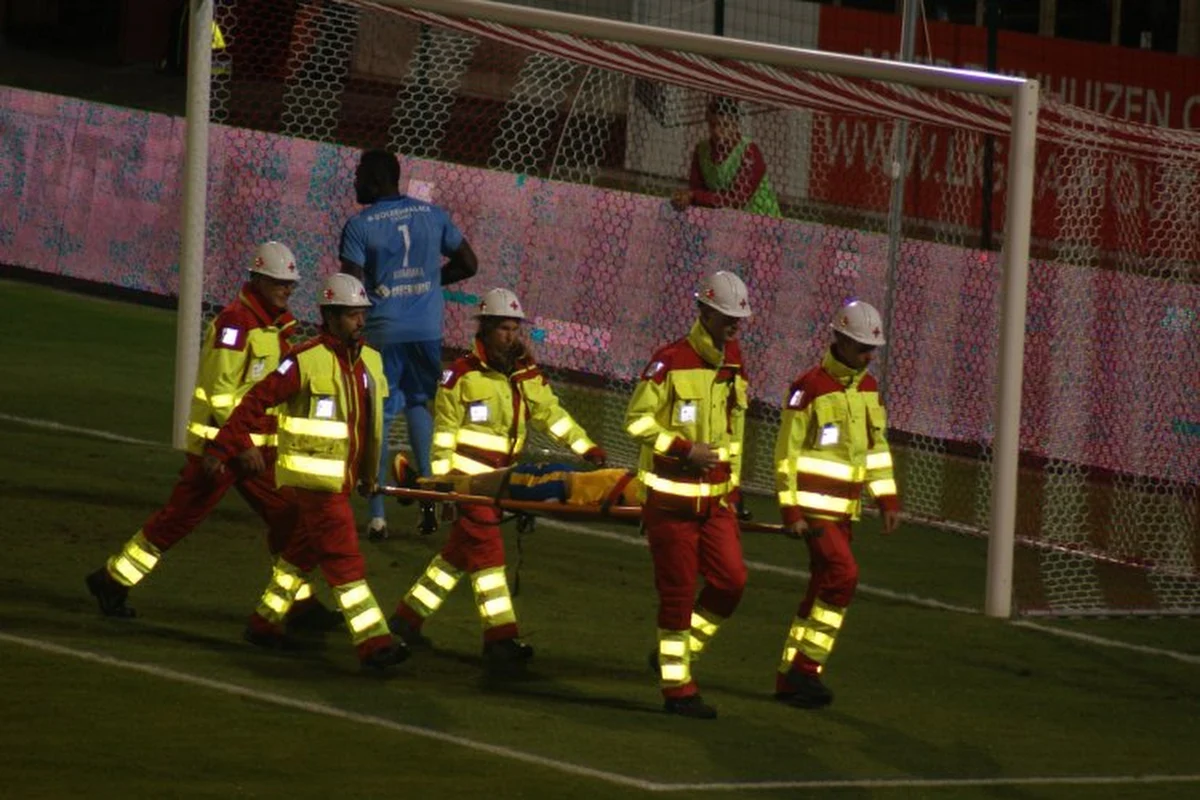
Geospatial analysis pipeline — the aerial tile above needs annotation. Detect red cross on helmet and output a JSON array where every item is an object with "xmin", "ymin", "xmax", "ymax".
[
  {"xmin": 249, "ymin": 241, "xmax": 300, "ymax": 282},
  {"xmin": 475, "ymin": 287, "xmax": 526, "ymax": 320},
  {"xmin": 830, "ymin": 300, "xmax": 886, "ymax": 346},
  {"xmin": 695, "ymin": 271, "xmax": 752, "ymax": 318},
  {"xmin": 319, "ymin": 273, "xmax": 371, "ymax": 308}
]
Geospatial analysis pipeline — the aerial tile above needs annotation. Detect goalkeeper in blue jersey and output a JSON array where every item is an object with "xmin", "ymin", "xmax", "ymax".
[{"xmin": 340, "ymin": 149, "xmax": 478, "ymax": 539}]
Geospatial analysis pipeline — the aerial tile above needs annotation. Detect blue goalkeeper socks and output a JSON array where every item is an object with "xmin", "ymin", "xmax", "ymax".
[
  {"xmin": 405, "ymin": 404, "xmax": 434, "ymax": 478},
  {"xmin": 369, "ymin": 407, "xmax": 399, "ymax": 521}
]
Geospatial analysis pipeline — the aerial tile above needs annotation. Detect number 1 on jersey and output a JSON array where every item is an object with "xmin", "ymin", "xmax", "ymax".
[{"xmin": 397, "ymin": 223, "xmax": 411, "ymax": 268}]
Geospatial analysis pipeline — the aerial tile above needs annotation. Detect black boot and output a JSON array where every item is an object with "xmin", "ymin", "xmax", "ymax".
[
  {"xmin": 776, "ymin": 670, "xmax": 834, "ymax": 708},
  {"xmin": 361, "ymin": 641, "xmax": 411, "ymax": 671},
  {"xmin": 387, "ymin": 614, "xmax": 433, "ymax": 649},
  {"xmin": 664, "ymin": 694, "xmax": 718, "ymax": 719},
  {"xmin": 286, "ymin": 600, "xmax": 344, "ymax": 632},
  {"xmin": 482, "ymin": 637, "xmax": 534, "ymax": 674},
  {"xmin": 243, "ymin": 625, "xmax": 292, "ymax": 651},
  {"xmin": 86, "ymin": 569, "xmax": 136, "ymax": 618}
]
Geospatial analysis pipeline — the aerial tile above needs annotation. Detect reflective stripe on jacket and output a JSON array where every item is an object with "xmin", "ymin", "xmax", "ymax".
[
  {"xmin": 774, "ymin": 349, "xmax": 899, "ymax": 524},
  {"xmin": 431, "ymin": 339, "xmax": 595, "ymax": 477},
  {"xmin": 274, "ymin": 342, "xmax": 386, "ymax": 493},
  {"xmin": 624, "ymin": 321, "xmax": 748, "ymax": 514},
  {"xmin": 208, "ymin": 332, "xmax": 386, "ymax": 495},
  {"xmin": 185, "ymin": 284, "xmax": 296, "ymax": 455}
]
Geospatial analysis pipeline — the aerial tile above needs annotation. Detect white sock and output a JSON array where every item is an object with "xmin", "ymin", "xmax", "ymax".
[{"xmin": 367, "ymin": 517, "xmax": 387, "ymax": 532}]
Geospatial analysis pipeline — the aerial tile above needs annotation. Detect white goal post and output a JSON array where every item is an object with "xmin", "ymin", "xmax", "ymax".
[{"xmin": 175, "ymin": 0, "xmax": 1039, "ymax": 618}]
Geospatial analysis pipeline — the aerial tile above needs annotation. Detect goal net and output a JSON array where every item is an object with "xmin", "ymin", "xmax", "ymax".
[{"xmin": 201, "ymin": 0, "xmax": 1199, "ymax": 616}]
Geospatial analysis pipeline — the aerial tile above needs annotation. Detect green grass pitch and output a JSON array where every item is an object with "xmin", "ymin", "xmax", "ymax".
[{"xmin": 0, "ymin": 280, "xmax": 1197, "ymax": 798}]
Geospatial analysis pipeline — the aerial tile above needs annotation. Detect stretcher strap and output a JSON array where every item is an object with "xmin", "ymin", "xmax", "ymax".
[{"xmin": 601, "ymin": 470, "xmax": 637, "ymax": 515}]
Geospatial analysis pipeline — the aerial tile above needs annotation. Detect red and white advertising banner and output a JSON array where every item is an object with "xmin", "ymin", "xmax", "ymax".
[{"xmin": 812, "ymin": 5, "xmax": 1200, "ymax": 253}]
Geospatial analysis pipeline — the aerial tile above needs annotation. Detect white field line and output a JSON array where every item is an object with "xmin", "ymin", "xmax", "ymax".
[
  {"xmin": 538, "ymin": 520, "xmax": 1200, "ymax": 666},
  {"xmin": 539, "ymin": 519, "xmax": 1200, "ymax": 666},
  {"xmin": 3, "ymin": 631, "xmax": 1198, "ymax": 793},
  {"xmin": 0, "ymin": 412, "xmax": 161, "ymax": 447},
  {"xmin": 1011, "ymin": 621, "xmax": 1200, "ymax": 665},
  {"xmin": 0, "ymin": 631, "xmax": 655, "ymax": 793},
  {"xmin": 3, "ymin": 413, "xmax": 1197, "ymax": 666},
  {"xmin": 536, "ymin": 518, "xmax": 978, "ymax": 614}
]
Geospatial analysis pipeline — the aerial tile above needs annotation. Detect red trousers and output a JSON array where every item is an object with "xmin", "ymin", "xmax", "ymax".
[
  {"xmin": 644, "ymin": 500, "xmax": 747, "ymax": 631},
  {"xmin": 797, "ymin": 519, "xmax": 859, "ymax": 615},
  {"xmin": 441, "ymin": 503, "xmax": 506, "ymax": 573},
  {"xmin": 142, "ymin": 453, "xmax": 295, "ymax": 555},
  {"xmin": 278, "ymin": 489, "xmax": 367, "ymax": 587},
  {"xmin": 786, "ymin": 519, "xmax": 859, "ymax": 678},
  {"xmin": 408, "ymin": 503, "xmax": 515, "ymax": 641},
  {"xmin": 248, "ymin": 489, "xmax": 391, "ymax": 661}
]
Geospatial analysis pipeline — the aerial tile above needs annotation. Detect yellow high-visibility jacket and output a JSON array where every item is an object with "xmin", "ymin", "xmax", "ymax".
[
  {"xmin": 431, "ymin": 339, "xmax": 596, "ymax": 477},
  {"xmin": 186, "ymin": 284, "xmax": 297, "ymax": 456},
  {"xmin": 210, "ymin": 333, "xmax": 386, "ymax": 495},
  {"xmin": 624, "ymin": 321, "xmax": 748, "ymax": 515},
  {"xmin": 774, "ymin": 349, "xmax": 899, "ymax": 525}
]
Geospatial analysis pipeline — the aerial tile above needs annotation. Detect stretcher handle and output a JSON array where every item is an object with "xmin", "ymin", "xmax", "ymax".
[{"xmin": 378, "ymin": 485, "xmax": 784, "ymax": 533}]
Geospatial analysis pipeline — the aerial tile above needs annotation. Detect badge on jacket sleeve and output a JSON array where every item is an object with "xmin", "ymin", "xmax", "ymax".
[
  {"xmin": 441, "ymin": 369, "xmax": 454, "ymax": 386},
  {"xmin": 788, "ymin": 389, "xmax": 804, "ymax": 409},
  {"xmin": 216, "ymin": 326, "xmax": 245, "ymax": 350}
]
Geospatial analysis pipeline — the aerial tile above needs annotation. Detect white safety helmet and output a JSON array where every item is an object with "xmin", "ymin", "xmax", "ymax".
[
  {"xmin": 475, "ymin": 287, "xmax": 526, "ymax": 320},
  {"xmin": 249, "ymin": 241, "xmax": 299, "ymax": 281},
  {"xmin": 830, "ymin": 300, "xmax": 886, "ymax": 346},
  {"xmin": 695, "ymin": 270, "xmax": 752, "ymax": 318},
  {"xmin": 319, "ymin": 273, "xmax": 372, "ymax": 308}
]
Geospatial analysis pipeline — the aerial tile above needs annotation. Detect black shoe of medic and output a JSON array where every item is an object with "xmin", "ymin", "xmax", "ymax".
[
  {"xmin": 387, "ymin": 615, "xmax": 433, "ymax": 649},
  {"xmin": 361, "ymin": 641, "xmax": 411, "ymax": 671},
  {"xmin": 86, "ymin": 570, "xmax": 136, "ymax": 618},
  {"xmin": 287, "ymin": 601, "xmax": 345, "ymax": 633},
  {"xmin": 776, "ymin": 670, "xmax": 834, "ymax": 708},
  {"xmin": 243, "ymin": 625, "xmax": 294, "ymax": 651},
  {"xmin": 664, "ymin": 694, "xmax": 718, "ymax": 720},
  {"xmin": 482, "ymin": 637, "xmax": 534, "ymax": 673}
]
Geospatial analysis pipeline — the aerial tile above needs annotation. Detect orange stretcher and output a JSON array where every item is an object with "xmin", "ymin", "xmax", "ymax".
[{"xmin": 378, "ymin": 458, "xmax": 784, "ymax": 534}]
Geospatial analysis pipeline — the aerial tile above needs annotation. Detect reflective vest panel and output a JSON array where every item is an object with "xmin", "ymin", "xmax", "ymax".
[
  {"xmin": 275, "ymin": 345, "xmax": 385, "ymax": 492},
  {"xmin": 186, "ymin": 324, "xmax": 285, "ymax": 455}
]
